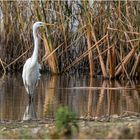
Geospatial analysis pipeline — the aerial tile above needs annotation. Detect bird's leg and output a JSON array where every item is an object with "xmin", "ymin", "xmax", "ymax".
[
  {"xmin": 29, "ymin": 95, "xmax": 34, "ymax": 104},
  {"xmin": 29, "ymin": 94, "xmax": 32, "ymax": 104},
  {"xmin": 28, "ymin": 86, "xmax": 33, "ymax": 104},
  {"xmin": 31, "ymin": 94, "xmax": 34, "ymax": 102}
]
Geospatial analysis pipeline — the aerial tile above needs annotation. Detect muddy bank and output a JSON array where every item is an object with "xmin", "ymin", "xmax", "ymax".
[{"xmin": 0, "ymin": 115, "xmax": 140, "ymax": 139}]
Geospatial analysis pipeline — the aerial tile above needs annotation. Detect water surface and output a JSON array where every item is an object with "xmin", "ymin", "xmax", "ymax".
[{"xmin": 0, "ymin": 73, "xmax": 140, "ymax": 121}]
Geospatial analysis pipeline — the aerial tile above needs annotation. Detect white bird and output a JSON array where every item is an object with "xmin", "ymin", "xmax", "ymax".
[{"xmin": 22, "ymin": 22, "xmax": 46, "ymax": 102}]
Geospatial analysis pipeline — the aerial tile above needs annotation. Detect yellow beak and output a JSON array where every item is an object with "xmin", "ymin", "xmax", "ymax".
[{"xmin": 44, "ymin": 23, "xmax": 55, "ymax": 26}]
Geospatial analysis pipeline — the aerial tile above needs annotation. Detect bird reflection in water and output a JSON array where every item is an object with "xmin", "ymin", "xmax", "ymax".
[{"xmin": 23, "ymin": 98, "xmax": 37, "ymax": 121}]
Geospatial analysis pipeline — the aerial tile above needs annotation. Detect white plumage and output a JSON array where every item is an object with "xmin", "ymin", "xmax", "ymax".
[
  {"xmin": 22, "ymin": 22, "xmax": 45, "ymax": 98},
  {"xmin": 22, "ymin": 58, "xmax": 41, "ymax": 94}
]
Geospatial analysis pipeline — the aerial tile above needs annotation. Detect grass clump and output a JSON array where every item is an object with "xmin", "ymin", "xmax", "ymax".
[{"xmin": 55, "ymin": 106, "xmax": 79, "ymax": 138}]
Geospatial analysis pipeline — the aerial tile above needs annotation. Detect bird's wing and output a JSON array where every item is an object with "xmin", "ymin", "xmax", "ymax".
[
  {"xmin": 38, "ymin": 63, "xmax": 41, "ymax": 70},
  {"xmin": 22, "ymin": 58, "xmax": 32, "ymax": 93},
  {"xmin": 22, "ymin": 58, "xmax": 41, "ymax": 92},
  {"xmin": 37, "ymin": 63, "xmax": 41, "ymax": 79},
  {"xmin": 22, "ymin": 58, "xmax": 31, "ymax": 79},
  {"xmin": 35, "ymin": 63, "xmax": 41, "ymax": 87}
]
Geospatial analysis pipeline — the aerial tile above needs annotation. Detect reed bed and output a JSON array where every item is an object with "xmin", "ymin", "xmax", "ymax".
[{"xmin": 0, "ymin": 1, "xmax": 140, "ymax": 79}]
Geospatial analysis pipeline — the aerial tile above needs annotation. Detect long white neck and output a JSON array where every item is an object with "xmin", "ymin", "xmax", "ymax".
[{"xmin": 31, "ymin": 29, "xmax": 40, "ymax": 66}]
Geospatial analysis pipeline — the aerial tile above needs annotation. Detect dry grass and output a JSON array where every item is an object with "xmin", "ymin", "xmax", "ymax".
[{"xmin": 0, "ymin": 1, "xmax": 140, "ymax": 79}]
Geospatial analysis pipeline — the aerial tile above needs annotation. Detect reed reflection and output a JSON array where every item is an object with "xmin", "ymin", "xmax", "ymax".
[
  {"xmin": 0, "ymin": 74, "xmax": 27, "ymax": 121},
  {"xmin": 42, "ymin": 75, "xmax": 140, "ymax": 118},
  {"xmin": 86, "ymin": 77, "xmax": 93, "ymax": 118},
  {"xmin": 0, "ymin": 74, "xmax": 140, "ymax": 121},
  {"xmin": 43, "ymin": 75, "xmax": 58, "ymax": 118}
]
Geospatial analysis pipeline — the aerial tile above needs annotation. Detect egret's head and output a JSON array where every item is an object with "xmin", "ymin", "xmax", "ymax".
[
  {"xmin": 33, "ymin": 21, "xmax": 55, "ymax": 30},
  {"xmin": 33, "ymin": 21, "xmax": 54, "ymax": 39},
  {"xmin": 32, "ymin": 22, "xmax": 46, "ymax": 39},
  {"xmin": 33, "ymin": 22, "xmax": 46, "ymax": 30}
]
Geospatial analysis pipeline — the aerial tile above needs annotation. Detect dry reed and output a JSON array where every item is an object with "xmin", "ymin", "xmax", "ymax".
[{"xmin": 0, "ymin": 1, "xmax": 140, "ymax": 79}]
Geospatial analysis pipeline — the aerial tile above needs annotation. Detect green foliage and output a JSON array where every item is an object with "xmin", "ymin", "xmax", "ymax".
[{"xmin": 55, "ymin": 106, "xmax": 79, "ymax": 137}]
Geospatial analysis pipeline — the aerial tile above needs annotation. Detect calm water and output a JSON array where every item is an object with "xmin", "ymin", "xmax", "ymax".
[{"xmin": 0, "ymin": 73, "xmax": 140, "ymax": 121}]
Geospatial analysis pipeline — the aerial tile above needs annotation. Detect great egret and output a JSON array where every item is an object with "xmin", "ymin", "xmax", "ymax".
[{"xmin": 22, "ymin": 21, "xmax": 46, "ymax": 102}]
